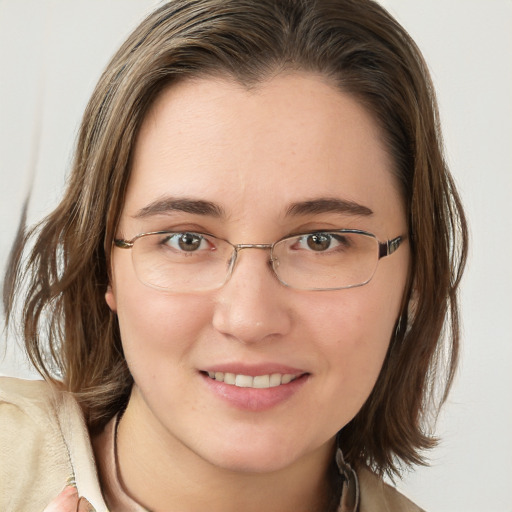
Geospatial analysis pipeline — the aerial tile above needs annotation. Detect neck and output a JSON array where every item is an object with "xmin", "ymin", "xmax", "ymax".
[{"xmin": 112, "ymin": 387, "xmax": 337, "ymax": 512}]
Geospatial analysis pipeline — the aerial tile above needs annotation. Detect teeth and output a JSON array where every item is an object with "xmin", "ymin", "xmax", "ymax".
[
  {"xmin": 224, "ymin": 372, "xmax": 236, "ymax": 385},
  {"xmin": 281, "ymin": 374, "xmax": 293, "ymax": 384},
  {"xmin": 253, "ymin": 375, "xmax": 270, "ymax": 388},
  {"xmin": 206, "ymin": 371, "xmax": 298, "ymax": 388},
  {"xmin": 269, "ymin": 373, "xmax": 282, "ymax": 387},
  {"xmin": 235, "ymin": 374, "xmax": 253, "ymax": 387}
]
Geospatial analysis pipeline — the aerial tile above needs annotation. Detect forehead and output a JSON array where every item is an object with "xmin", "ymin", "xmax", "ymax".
[{"xmin": 122, "ymin": 72, "xmax": 405, "ymax": 234}]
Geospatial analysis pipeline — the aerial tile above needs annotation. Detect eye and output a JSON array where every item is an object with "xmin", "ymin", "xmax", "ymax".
[
  {"xmin": 306, "ymin": 233, "xmax": 332, "ymax": 251},
  {"xmin": 295, "ymin": 233, "xmax": 348, "ymax": 252},
  {"xmin": 162, "ymin": 232, "xmax": 211, "ymax": 252}
]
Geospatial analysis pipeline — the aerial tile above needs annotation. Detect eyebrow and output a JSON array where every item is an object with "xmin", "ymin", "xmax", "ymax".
[
  {"xmin": 285, "ymin": 198, "xmax": 373, "ymax": 217},
  {"xmin": 133, "ymin": 197, "xmax": 224, "ymax": 219},
  {"xmin": 133, "ymin": 196, "xmax": 372, "ymax": 220}
]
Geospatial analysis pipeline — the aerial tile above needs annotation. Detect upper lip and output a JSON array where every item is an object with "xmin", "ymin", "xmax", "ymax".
[{"xmin": 201, "ymin": 363, "xmax": 307, "ymax": 377}]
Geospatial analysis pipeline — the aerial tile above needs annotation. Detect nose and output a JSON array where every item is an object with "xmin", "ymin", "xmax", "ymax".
[{"xmin": 212, "ymin": 248, "xmax": 293, "ymax": 344}]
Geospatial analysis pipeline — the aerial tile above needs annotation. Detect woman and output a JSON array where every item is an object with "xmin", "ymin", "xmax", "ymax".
[{"xmin": 1, "ymin": 0, "xmax": 467, "ymax": 510}]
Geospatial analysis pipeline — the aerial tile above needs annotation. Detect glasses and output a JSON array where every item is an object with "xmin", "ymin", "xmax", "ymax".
[{"xmin": 114, "ymin": 229, "xmax": 405, "ymax": 292}]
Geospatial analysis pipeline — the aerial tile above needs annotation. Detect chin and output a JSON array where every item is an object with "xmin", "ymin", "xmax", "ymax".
[
  {"xmin": 207, "ymin": 448, "xmax": 301, "ymax": 474},
  {"xmin": 191, "ymin": 429, "xmax": 331, "ymax": 475}
]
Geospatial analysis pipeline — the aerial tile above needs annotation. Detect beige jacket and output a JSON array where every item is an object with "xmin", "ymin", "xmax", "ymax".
[{"xmin": 0, "ymin": 377, "xmax": 424, "ymax": 512}]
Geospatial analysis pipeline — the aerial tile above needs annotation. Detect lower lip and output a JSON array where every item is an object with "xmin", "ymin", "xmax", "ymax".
[{"xmin": 200, "ymin": 373, "xmax": 309, "ymax": 412}]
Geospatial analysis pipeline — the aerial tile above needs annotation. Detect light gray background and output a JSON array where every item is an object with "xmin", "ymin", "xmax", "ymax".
[{"xmin": 1, "ymin": 1, "xmax": 511, "ymax": 510}]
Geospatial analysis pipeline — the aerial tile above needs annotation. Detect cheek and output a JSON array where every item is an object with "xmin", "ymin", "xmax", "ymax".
[
  {"xmin": 312, "ymin": 284, "xmax": 398, "ymax": 352},
  {"xmin": 308, "ymin": 284, "xmax": 401, "ymax": 404},
  {"xmin": 114, "ymin": 281, "xmax": 213, "ymax": 377}
]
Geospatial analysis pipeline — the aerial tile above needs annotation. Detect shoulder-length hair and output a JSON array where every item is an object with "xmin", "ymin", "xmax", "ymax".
[{"xmin": 4, "ymin": 0, "xmax": 467, "ymax": 477}]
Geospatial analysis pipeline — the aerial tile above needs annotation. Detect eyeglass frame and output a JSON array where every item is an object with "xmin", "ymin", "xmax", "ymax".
[{"xmin": 113, "ymin": 229, "xmax": 405, "ymax": 292}]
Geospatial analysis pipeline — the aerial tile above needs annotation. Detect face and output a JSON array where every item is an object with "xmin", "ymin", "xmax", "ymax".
[{"xmin": 106, "ymin": 73, "xmax": 409, "ymax": 474}]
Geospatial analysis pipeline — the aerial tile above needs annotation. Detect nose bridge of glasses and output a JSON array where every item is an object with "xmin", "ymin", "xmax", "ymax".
[
  {"xmin": 227, "ymin": 243, "xmax": 275, "ymax": 280},
  {"xmin": 234, "ymin": 243, "xmax": 273, "ymax": 251}
]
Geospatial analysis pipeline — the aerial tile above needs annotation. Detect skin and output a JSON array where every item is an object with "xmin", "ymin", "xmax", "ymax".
[
  {"xmin": 103, "ymin": 72, "xmax": 410, "ymax": 512},
  {"xmin": 43, "ymin": 486, "xmax": 94, "ymax": 512}
]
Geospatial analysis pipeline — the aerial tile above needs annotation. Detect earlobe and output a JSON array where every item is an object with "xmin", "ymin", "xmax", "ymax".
[{"xmin": 105, "ymin": 285, "xmax": 117, "ymax": 312}]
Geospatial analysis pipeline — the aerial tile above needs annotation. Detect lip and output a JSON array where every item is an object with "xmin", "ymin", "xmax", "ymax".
[{"xmin": 199, "ymin": 364, "xmax": 309, "ymax": 412}]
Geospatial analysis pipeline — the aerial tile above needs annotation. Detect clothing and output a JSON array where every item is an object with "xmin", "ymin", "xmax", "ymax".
[
  {"xmin": 0, "ymin": 377, "xmax": 108, "ymax": 512},
  {"xmin": 0, "ymin": 377, "xmax": 425, "ymax": 511}
]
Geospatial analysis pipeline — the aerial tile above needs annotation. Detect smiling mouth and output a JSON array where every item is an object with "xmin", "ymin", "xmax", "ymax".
[{"xmin": 203, "ymin": 371, "xmax": 302, "ymax": 389}]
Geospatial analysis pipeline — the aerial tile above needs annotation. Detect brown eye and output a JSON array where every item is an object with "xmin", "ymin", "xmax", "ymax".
[
  {"xmin": 160, "ymin": 232, "xmax": 205, "ymax": 252},
  {"xmin": 178, "ymin": 233, "xmax": 203, "ymax": 251},
  {"xmin": 306, "ymin": 233, "xmax": 332, "ymax": 251}
]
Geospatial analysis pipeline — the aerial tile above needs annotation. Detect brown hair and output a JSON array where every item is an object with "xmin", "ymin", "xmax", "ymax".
[{"xmin": 3, "ymin": 0, "xmax": 467, "ymax": 477}]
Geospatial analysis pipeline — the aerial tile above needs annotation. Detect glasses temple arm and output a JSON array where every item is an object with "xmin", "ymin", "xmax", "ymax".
[
  {"xmin": 113, "ymin": 239, "xmax": 133, "ymax": 249},
  {"xmin": 378, "ymin": 235, "xmax": 404, "ymax": 259}
]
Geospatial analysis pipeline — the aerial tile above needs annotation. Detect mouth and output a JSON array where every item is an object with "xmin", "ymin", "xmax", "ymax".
[
  {"xmin": 200, "ymin": 367, "xmax": 310, "ymax": 411},
  {"xmin": 202, "ymin": 371, "xmax": 302, "ymax": 389}
]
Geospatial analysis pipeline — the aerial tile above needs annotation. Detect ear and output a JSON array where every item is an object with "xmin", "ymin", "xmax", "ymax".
[{"xmin": 105, "ymin": 284, "xmax": 117, "ymax": 312}]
